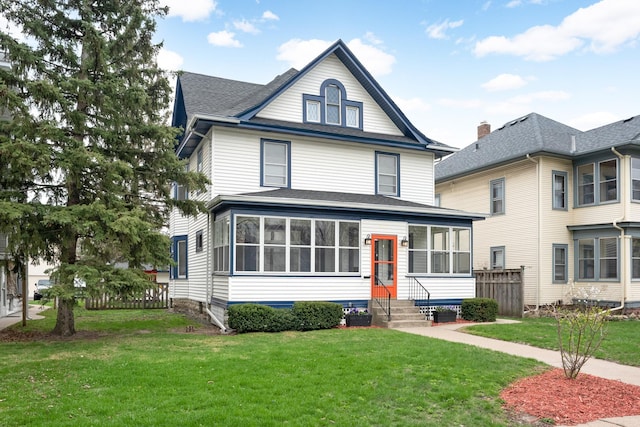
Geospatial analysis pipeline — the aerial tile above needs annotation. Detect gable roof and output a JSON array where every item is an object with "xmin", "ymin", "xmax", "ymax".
[
  {"xmin": 435, "ymin": 113, "xmax": 640, "ymax": 182},
  {"xmin": 172, "ymin": 39, "xmax": 455, "ymax": 159}
]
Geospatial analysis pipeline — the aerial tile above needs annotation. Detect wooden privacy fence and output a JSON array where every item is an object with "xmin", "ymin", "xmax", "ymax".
[
  {"xmin": 474, "ymin": 267, "xmax": 524, "ymax": 317},
  {"xmin": 85, "ymin": 283, "xmax": 168, "ymax": 310}
]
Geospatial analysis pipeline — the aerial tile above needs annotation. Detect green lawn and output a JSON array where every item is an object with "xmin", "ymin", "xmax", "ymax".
[
  {"xmin": 1, "ymin": 308, "xmax": 544, "ymax": 427},
  {"xmin": 464, "ymin": 316, "xmax": 640, "ymax": 367}
]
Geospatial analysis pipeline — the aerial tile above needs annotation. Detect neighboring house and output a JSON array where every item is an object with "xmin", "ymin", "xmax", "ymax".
[
  {"xmin": 435, "ymin": 113, "xmax": 640, "ymax": 309},
  {"xmin": 168, "ymin": 40, "xmax": 483, "ymax": 328}
]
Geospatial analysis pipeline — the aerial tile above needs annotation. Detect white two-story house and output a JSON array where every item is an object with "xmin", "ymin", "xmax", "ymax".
[
  {"xmin": 435, "ymin": 113, "xmax": 640, "ymax": 310},
  {"xmin": 169, "ymin": 40, "xmax": 483, "ymax": 328}
]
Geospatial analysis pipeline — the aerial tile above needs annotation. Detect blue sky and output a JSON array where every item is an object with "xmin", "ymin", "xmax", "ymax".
[{"xmin": 155, "ymin": 0, "xmax": 640, "ymax": 149}]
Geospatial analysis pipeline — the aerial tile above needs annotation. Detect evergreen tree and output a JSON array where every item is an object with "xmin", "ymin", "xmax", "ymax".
[{"xmin": 0, "ymin": 0, "xmax": 207, "ymax": 336}]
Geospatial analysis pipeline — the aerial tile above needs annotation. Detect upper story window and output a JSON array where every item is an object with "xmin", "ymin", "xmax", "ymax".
[
  {"xmin": 633, "ymin": 158, "xmax": 640, "ymax": 201},
  {"xmin": 490, "ymin": 178, "xmax": 505, "ymax": 215},
  {"xmin": 376, "ymin": 152, "xmax": 399, "ymax": 196},
  {"xmin": 174, "ymin": 164, "xmax": 189, "ymax": 200},
  {"xmin": 576, "ymin": 159, "xmax": 617, "ymax": 207},
  {"xmin": 196, "ymin": 148, "xmax": 203, "ymax": 173},
  {"xmin": 302, "ymin": 79, "xmax": 363, "ymax": 129},
  {"xmin": 261, "ymin": 139, "xmax": 290, "ymax": 188},
  {"xmin": 552, "ymin": 171, "xmax": 567, "ymax": 210}
]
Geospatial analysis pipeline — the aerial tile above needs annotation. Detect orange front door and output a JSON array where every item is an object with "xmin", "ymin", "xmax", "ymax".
[{"xmin": 371, "ymin": 235, "xmax": 397, "ymax": 298}]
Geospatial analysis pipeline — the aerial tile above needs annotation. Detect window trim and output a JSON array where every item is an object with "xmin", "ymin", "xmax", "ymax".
[
  {"xmin": 260, "ymin": 139, "xmax": 291, "ymax": 188},
  {"xmin": 375, "ymin": 151, "xmax": 400, "ymax": 197},
  {"xmin": 490, "ymin": 246, "xmax": 505, "ymax": 269},
  {"xmin": 195, "ymin": 230, "xmax": 203, "ymax": 253},
  {"xmin": 552, "ymin": 170, "xmax": 568, "ymax": 211},
  {"xmin": 552, "ymin": 243, "xmax": 568, "ymax": 283},
  {"xmin": 301, "ymin": 79, "xmax": 363, "ymax": 130},
  {"xmin": 490, "ymin": 178, "xmax": 505, "ymax": 215},
  {"xmin": 172, "ymin": 235, "xmax": 188, "ymax": 279}
]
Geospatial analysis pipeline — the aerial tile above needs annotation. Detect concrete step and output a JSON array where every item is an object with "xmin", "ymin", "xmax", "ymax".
[{"xmin": 385, "ymin": 319, "xmax": 432, "ymax": 328}]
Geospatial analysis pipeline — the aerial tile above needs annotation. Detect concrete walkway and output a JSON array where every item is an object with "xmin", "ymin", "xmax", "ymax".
[
  {"xmin": 395, "ymin": 320, "xmax": 640, "ymax": 427},
  {"xmin": 0, "ymin": 303, "xmax": 48, "ymax": 330}
]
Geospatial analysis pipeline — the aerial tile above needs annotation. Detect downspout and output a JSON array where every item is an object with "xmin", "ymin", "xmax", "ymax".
[
  {"xmin": 526, "ymin": 154, "xmax": 542, "ymax": 310},
  {"xmin": 610, "ymin": 147, "xmax": 627, "ymax": 313}
]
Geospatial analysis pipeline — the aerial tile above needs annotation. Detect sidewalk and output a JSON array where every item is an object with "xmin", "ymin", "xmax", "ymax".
[
  {"xmin": 0, "ymin": 303, "xmax": 48, "ymax": 330},
  {"xmin": 395, "ymin": 320, "xmax": 640, "ymax": 427}
]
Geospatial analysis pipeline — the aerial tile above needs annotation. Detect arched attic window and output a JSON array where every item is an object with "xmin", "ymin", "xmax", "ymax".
[{"xmin": 302, "ymin": 79, "xmax": 363, "ymax": 129}]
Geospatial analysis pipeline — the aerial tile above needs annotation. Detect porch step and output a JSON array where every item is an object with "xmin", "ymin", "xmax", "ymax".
[{"xmin": 370, "ymin": 299, "xmax": 432, "ymax": 328}]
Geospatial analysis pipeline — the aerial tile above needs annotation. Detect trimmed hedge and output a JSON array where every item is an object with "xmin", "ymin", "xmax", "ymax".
[
  {"xmin": 461, "ymin": 298, "xmax": 498, "ymax": 322},
  {"xmin": 228, "ymin": 301, "xmax": 343, "ymax": 333}
]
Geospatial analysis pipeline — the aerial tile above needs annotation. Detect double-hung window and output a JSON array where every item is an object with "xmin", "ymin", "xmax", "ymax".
[
  {"xmin": 552, "ymin": 171, "xmax": 567, "ymax": 210},
  {"xmin": 261, "ymin": 139, "xmax": 290, "ymax": 188},
  {"xmin": 172, "ymin": 235, "xmax": 187, "ymax": 279},
  {"xmin": 213, "ymin": 217, "xmax": 230, "ymax": 272},
  {"xmin": 577, "ymin": 164, "xmax": 595, "ymax": 205},
  {"xmin": 491, "ymin": 246, "xmax": 505, "ymax": 269},
  {"xmin": 599, "ymin": 159, "xmax": 617, "ymax": 203},
  {"xmin": 632, "ymin": 238, "xmax": 640, "ymax": 279},
  {"xmin": 633, "ymin": 158, "xmax": 640, "ymax": 201},
  {"xmin": 490, "ymin": 178, "xmax": 505, "ymax": 215},
  {"xmin": 325, "ymin": 84, "xmax": 341, "ymax": 125},
  {"xmin": 376, "ymin": 152, "xmax": 399, "ymax": 196},
  {"xmin": 553, "ymin": 244, "xmax": 568, "ymax": 283},
  {"xmin": 576, "ymin": 237, "xmax": 617, "ymax": 280}
]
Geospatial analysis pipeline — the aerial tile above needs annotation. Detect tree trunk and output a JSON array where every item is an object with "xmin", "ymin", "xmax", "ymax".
[{"xmin": 52, "ymin": 297, "xmax": 76, "ymax": 336}]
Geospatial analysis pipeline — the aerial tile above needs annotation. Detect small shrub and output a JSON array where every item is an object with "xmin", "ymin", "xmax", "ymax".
[
  {"xmin": 228, "ymin": 304, "xmax": 290, "ymax": 333},
  {"xmin": 461, "ymin": 298, "xmax": 498, "ymax": 322},
  {"xmin": 292, "ymin": 301, "xmax": 343, "ymax": 331}
]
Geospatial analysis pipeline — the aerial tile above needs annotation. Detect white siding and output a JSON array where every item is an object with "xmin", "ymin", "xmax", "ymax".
[
  {"xmin": 414, "ymin": 277, "xmax": 476, "ymax": 300},
  {"xmin": 258, "ymin": 54, "xmax": 403, "ymax": 136},
  {"xmin": 211, "ymin": 127, "xmax": 435, "ymax": 205},
  {"xmin": 229, "ymin": 276, "xmax": 370, "ymax": 302}
]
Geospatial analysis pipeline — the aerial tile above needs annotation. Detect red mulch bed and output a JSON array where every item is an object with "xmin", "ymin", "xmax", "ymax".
[{"xmin": 501, "ymin": 368, "xmax": 640, "ymax": 425}]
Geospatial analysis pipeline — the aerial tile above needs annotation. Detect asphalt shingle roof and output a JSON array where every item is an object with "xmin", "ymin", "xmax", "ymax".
[{"xmin": 435, "ymin": 113, "xmax": 640, "ymax": 182}]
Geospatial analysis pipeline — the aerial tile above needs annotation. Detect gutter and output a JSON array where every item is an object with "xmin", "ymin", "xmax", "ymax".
[
  {"xmin": 526, "ymin": 154, "xmax": 542, "ymax": 310},
  {"xmin": 206, "ymin": 307, "xmax": 228, "ymax": 333},
  {"xmin": 610, "ymin": 147, "xmax": 627, "ymax": 313}
]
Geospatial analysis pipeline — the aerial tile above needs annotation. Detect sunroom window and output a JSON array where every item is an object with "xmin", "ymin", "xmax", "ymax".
[{"xmin": 408, "ymin": 225, "xmax": 471, "ymax": 275}]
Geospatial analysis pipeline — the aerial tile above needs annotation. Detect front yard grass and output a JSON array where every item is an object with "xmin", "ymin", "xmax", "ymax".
[
  {"xmin": 1, "ymin": 308, "xmax": 544, "ymax": 426},
  {"xmin": 464, "ymin": 316, "xmax": 640, "ymax": 367}
]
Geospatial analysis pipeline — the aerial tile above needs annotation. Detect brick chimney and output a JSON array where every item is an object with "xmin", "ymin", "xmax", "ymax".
[{"xmin": 477, "ymin": 121, "xmax": 491, "ymax": 139}]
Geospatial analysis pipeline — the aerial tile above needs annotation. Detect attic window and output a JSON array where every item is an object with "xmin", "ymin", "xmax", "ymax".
[{"xmin": 302, "ymin": 79, "xmax": 363, "ymax": 130}]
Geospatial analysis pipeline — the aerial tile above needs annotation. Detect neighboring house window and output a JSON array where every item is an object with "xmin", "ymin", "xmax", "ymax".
[
  {"xmin": 490, "ymin": 246, "xmax": 505, "ymax": 269},
  {"xmin": 302, "ymin": 79, "xmax": 363, "ymax": 129},
  {"xmin": 553, "ymin": 244, "xmax": 568, "ymax": 283},
  {"xmin": 261, "ymin": 139, "xmax": 290, "ymax": 188},
  {"xmin": 576, "ymin": 236, "xmax": 618, "ymax": 280},
  {"xmin": 305, "ymin": 100, "xmax": 321, "ymax": 122},
  {"xmin": 599, "ymin": 159, "xmax": 617, "ymax": 203},
  {"xmin": 408, "ymin": 225, "xmax": 471, "ymax": 275},
  {"xmin": 213, "ymin": 217, "xmax": 230, "ymax": 272},
  {"xmin": 196, "ymin": 148, "xmax": 203, "ymax": 172},
  {"xmin": 434, "ymin": 194, "xmax": 441, "ymax": 207},
  {"xmin": 632, "ymin": 238, "xmax": 640, "ymax": 279},
  {"xmin": 376, "ymin": 152, "xmax": 399, "ymax": 196},
  {"xmin": 577, "ymin": 163, "xmax": 595, "ymax": 206},
  {"xmin": 174, "ymin": 164, "xmax": 189, "ymax": 200},
  {"xmin": 490, "ymin": 178, "xmax": 505, "ymax": 215},
  {"xmin": 195, "ymin": 230, "xmax": 203, "ymax": 253},
  {"xmin": 234, "ymin": 216, "xmax": 359, "ymax": 274},
  {"xmin": 632, "ymin": 158, "xmax": 640, "ymax": 201},
  {"xmin": 552, "ymin": 171, "xmax": 568, "ymax": 210},
  {"xmin": 172, "ymin": 235, "xmax": 187, "ymax": 279}
]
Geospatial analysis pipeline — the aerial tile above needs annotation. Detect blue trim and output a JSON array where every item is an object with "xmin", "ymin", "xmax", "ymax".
[
  {"xmin": 431, "ymin": 299, "xmax": 464, "ymax": 306},
  {"xmin": 226, "ymin": 300, "xmax": 370, "ymax": 310},
  {"xmin": 260, "ymin": 139, "xmax": 291, "ymax": 188},
  {"xmin": 344, "ymin": 100, "xmax": 364, "ymax": 130},
  {"xmin": 171, "ymin": 235, "xmax": 188, "ymax": 279},
  {"xmin": 375, "ymin": 151, "xmax": 400, "ymax": 197},
  {"xmin": 302, "ymin": 94, "xmax": 323, "ymax": 123}
]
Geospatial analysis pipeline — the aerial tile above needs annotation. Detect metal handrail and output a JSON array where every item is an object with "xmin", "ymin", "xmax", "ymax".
[
  {"xmin": 372, "ymin": 275, "xmax": 391, "ymax": 321},
  {"xmin": 408, "ymin": 276, "xmax": 430, "ymax": 313}
]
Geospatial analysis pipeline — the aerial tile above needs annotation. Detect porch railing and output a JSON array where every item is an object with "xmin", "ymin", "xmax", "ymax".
[
  {"xmin": 407, "ymin": 277, "xmax": 430, "ymax": 309},
  {"xmin": 372, "ymin": 275, "xmax": 391, "ymax": 321}
]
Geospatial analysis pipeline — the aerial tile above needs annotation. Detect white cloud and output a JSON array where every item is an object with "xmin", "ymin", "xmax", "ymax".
[
  {"xmin": 425, "ymin": 19, "xmax": 464, "ymax": 40},
  {"xmin": 157, "ymin": 48, "xmax": 184, "ymax": 71},
  {"xmin": 364, "ymin": 32, "xmax": 383, "ymax": 45},
  {"xmin": 161, "ymin": 0, "xmax": 217, "ymax": 22},
  {"xmin": 262, "ymin": 10, "xmax": 279, "ymax": 21},
  {"xmin": 276, "ymin": 37, "xmax": 396, "ymax": 77},
  {"xmin": 506, "ymin": 0, "xmax": 522, "ymax": 8},
  {"xmin": 233, "ymin": 19, "xmax": 260, "ymax": 34},
  {"xmin": 568, "ymin": 111, "xmax": 620, "ymax": 131},
  {"xmin": 475, "ymin": 0, "xmax": 640, "ymax": 61},
  {"xmin": 207, "ymin": 30, "xmax": 242, "ymax": 48},
  {"xmin": 481, "ymin": 73, "xmax": 528, "ymax": 91}
]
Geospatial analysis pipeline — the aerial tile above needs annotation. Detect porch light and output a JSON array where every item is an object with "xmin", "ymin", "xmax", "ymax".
[
  {"xmin": 364, "ymin": 234, "xmax": 372, "ymax": 245},
  {"xmin": 401, "ymin": 236, "xmax": 408, "ymax": 247}
]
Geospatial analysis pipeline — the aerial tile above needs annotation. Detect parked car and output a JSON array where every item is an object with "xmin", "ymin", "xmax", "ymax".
[{"xmin": 33, "ymin": 279, "xmax": 51, "ymax": 301}]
